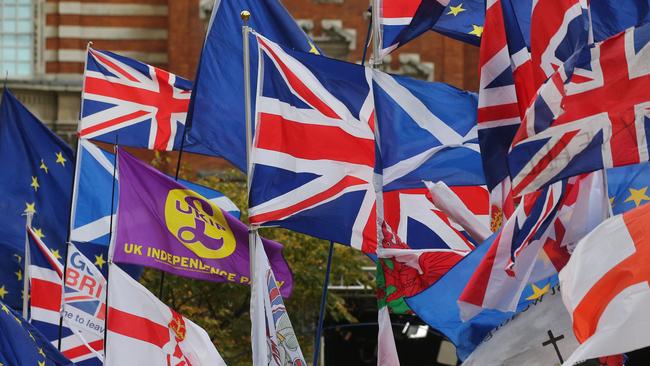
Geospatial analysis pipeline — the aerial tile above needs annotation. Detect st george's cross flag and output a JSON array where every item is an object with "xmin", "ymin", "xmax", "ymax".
[
  {"xmin": 113, "ymin": 148, "xmax": 293, "ymax": 297},
  {"xmin": 105, "ymin": 263, "xmax": 226, "ymax": 366},
  {"xmin": 248, "ymin": 34, "xmax": 377, "ymax": 253},
  {"xmin": 559, "ymin": 201, "xmax": 650, "ymax": 365},
  {"xmin": 251, "ymin": 234, "xmax": 306, "ymax": 366}
]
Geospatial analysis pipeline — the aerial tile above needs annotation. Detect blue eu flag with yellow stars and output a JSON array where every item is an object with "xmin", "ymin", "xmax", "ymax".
[
  {"xmin": 608, "ymin": 162, "xmax": 650, "ymax": 215},
  {"xmin": 0, "ymin": 300, "xmax": 73, "ymax": 366},
  {"xmin": 0, "ymin": 89, "xmax": 73, "ymax": 310}
]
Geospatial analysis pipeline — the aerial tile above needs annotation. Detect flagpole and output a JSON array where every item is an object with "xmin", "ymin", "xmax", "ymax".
[
  {"xmin": 58, "ymin": 40, "xmax": 92, "ymax": 350},
  {"xmin": 22, "ymin": 213, "xmax": 33, "ymax": 320},
  {"xmin": 102, "ymin": 139, "xmax": 119, "ymax": 364},
  {"xmin": 312, "ymin": 240, "xmax": 334, "ymax": 366}
]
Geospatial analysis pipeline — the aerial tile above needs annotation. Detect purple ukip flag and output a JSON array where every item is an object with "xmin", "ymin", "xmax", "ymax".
[{"xmin": 112, "ymin": 148, "xmax": 293, "ymax": 297}]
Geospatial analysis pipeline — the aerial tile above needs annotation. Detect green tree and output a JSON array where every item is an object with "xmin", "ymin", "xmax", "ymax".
[{"xmin": 140, "ymin": 163, "xmax": 374, "ymax": 365}]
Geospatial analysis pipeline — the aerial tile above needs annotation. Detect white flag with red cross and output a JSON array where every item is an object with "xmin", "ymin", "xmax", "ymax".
[{"xmin": 560, "ymin": 202, "xmax": 650, "ymax": 365}]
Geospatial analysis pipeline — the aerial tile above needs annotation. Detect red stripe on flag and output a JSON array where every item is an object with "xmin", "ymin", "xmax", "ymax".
[
  {"xmin": 480, "ymin": 1, "xmax": 508, "ymax": 66},
  {"xmin": 512, "ymin": 130, "xmax": 580, "ymax": 196},
  {"xmin": 107, "ymin": 307, "xmax": 170, "ymax": 348},
  {"xmin": 31, "ymin": 278, "xmax": 62, "ymax": 312},
  {"xmin": 450, "ymin": 186, "xmax": 489, "ymax": 215},
  {"xmin": 459, "ymin": 231, "xmax": 504, "ymax": 307},
  {"xmin": 477, "ymin": 103, "xmax": 521, "ymax": 124},
  {"xmin": 382, "ymin": 0, "xmax": 421, "ymax": 18},
  {"xmin": 79, "ymin": 110, "xmax": 150, "ymax": 137},
  {"xmin": 63, "ymin": 339, "xmax": 105, "ymax": 360},
  {"xmin": 256, "ymin": 113, "xmax": 375, "ymax": 166},
  {"xmin": 90, "ymin": 50, "xmax": 140, "ymax": 83},
  {"xmin": 250, "ymin": 175, "xmax": 368, "ymax": 224},
  {"xmin": 258, "ymin": 37, "xmax": 341, "ymax": 120}
]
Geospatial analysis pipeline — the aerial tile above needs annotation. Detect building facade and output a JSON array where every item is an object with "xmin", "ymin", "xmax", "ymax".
[{"xmin": 1, "ymin": 0, "xmax": 479, "ymax": 140}]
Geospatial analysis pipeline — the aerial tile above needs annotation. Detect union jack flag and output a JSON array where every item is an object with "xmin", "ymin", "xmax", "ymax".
[
  {"xmin": 28, "ymin": 229, "xmax": 104, "ymax": 366},
  {"xmin": 80, "ymin": 48, "xmax": 191, "ymax": 151},
  {"xmin": 509, "ymin": 23, "xmax": 650, "ymax": 196},
  {"xmin": 248, "ymin": 34, "xmax": 377, "ymax": 253},
  {"xmin": 458, "ymin": 172, "xmax": 608, "ymax": 319}
]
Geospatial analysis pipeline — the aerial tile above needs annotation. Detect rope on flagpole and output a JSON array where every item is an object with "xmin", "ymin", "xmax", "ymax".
[
  {"xmin": 58, "ymin": 40, "xmax": 92, "ymax": 351},
  {"xmin": 312, "ymin": 241, "xmax": 335, "ymax": 366}
]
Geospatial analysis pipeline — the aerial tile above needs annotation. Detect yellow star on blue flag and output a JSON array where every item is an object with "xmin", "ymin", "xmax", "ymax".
[{"xmin": 0, "ymin": 89, "xmax": 73, "ymax": 310}]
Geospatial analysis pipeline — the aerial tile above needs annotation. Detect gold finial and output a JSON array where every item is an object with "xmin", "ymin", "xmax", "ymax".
[{"xmin": 240, "ymin": 10, "xmax": 251, "ymax": 22}]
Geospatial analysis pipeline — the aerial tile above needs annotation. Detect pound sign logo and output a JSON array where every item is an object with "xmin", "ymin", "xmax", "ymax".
[{"xmin": 164, "ymin": 189, "xmax": 236, "ymax": 259}]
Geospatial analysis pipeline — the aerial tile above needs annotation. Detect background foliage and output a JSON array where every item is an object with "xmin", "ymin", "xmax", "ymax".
[{"xmin": 143, "ymin": 154, "xmax": 374, "ymax": 365}]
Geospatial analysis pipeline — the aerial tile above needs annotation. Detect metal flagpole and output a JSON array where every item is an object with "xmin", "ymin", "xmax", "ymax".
[
  {"xmin": 58, "ymin": 40, "xmax": 92, "ymax": 350},
  {"xmin": 312, "ymin": 241, "xmax": 335, "ymax": 366},
  {"xmin": 102, "ymin": 139, "xmax": 119, "ymax": 364},
  {"xmin": 22, "ymin": 213, "xmax": 33, "ymax": 320},
  {"xmin": 241, "ymin": 9, "xmax": 256, "ymax": 287}
]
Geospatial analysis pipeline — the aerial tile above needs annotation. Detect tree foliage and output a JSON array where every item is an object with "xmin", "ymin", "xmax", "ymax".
[{"xmin": 141, "ymin": 157, "xmax": 374, "ymax": 365}]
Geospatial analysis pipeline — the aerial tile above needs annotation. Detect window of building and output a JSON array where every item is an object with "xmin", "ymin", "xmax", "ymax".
[{"xmin": 0, "ymin": 0, "xmax": 34, "ymax": 78}]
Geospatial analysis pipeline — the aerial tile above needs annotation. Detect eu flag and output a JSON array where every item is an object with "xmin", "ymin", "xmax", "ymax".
[
  {"xmin": 186, "ymin": 0, "xmax": 319, "ymax": 171},
  {"xmin": 0, "ymin": 89, "xmax": 73, "ymax": 310},
  {"xmin": 0, "ymin": 300, "xmax": 73, "ymax": 365}
]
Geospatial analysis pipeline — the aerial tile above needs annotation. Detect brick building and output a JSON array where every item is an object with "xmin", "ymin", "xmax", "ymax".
[{"xmin": 1, "ymin": 0, "xmax": 479, "ymax": 140}]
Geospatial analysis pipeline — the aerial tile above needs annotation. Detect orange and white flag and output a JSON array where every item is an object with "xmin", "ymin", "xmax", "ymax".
[{"xmin": 559, "ymin": 202, "xmax": 650, "ymax": 365}]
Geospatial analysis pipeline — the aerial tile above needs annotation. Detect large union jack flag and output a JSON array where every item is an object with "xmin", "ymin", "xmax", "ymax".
[
  {"xmin": 248, "ymin": 34, "xmax": 377, "ymax": 253},
  {"xmin": 509, "ymin": 23, "xmax": 650, "ymax": 196},
  {"xmin": 80, "ymin": 48, "xmax": 191, "ymax": 151}
]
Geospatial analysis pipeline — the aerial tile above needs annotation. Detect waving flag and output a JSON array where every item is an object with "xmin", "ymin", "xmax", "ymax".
[
  {"xmin": 0, "ymin": 89, "xmax": 72, "ymax": 310},
  {"xmin": 373, "ymin": 71, "xmax": 484, "ymax": 191},
  {"xmin": 376, "ymin": 0, "xmax": 485, "ymax": 57},
  {"xmin": 187, "ymin": 0, "xmax": 318, "ymax": 171},
  {"xmin": 608, "ymin": 162, "xmax": 650, "ymax": 215},
  {"xmin": 509, "ymin": 23, "xmax": 650, "ymax": 196},
  {"xmin": 0, "ymin": 300, "xmax": 74, "ymax": 366},
  {"xmin": 81, "ymin": 48, "xmax": 200, "ymax": 152},
  {"xmin": 459, "ymin": 172, "xmax": 609, "ymax": 319},
  {"xmin": 113, "ymin": 148, "xmax": 293, "ymax": 296},
  {"xmin": 559, "ymin": 202, "xmax": 650, "ymax": 365},
  {"xmin": 248, "ymin": 35, "xmax": 377, "ymax": 253},
  {"xmin": 70, "ymin": 140, "xmax": 239, "ymax": 245},
  {"xmin": 251, "ymin": 234, "xmax": 306, "ymax": 366},
  {"xmin": 106, "ymin": 263, "xmax": 226, "ymax": 366},
  {"xmin": 405, "ymin": 232, "xmax": 558, "ymax": 360},
  {"xmin": 28, "ymin": 229, "xmax": 104, "ymax": 366}
]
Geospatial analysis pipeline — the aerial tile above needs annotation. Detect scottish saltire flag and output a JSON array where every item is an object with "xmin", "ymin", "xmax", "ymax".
[
  {"xmin": 28, "ymin": 229, "xmax": 104, "ymax": 366},
  {"xmin": 248, "ymin": 35, "xmax": 377, "ymax": 253},
  {"xmin": 81, "ymin": 48, "xmax": 210, "ymax": 153},
  {"xmin": 251, "ymin": 235, "xmax": 306, "ymax": 366},
  {"xmin": 106, "ymin": 264, "xmax": 226, "ymax": 366},
  {"xmin": 376, "ymin": 0, "xmax": 485, "ymax": 57},
  {"xmin": 0, "ymin": 300, "xmax": 74, "ymax": 366},
  {"xmin": 508, "ymin": 23, "xmax": 650, "ymax": 196},
  {"xmin": 187, "ymin": 0, "xmax": 318, "ymax": 171},
  {"xmin": 458, "ymin": 172, "xmax": 609, "ymax": 319},
  {"xmin": 405, "ymin": 232, "xmax": 558, "ymax": 360},
  {"xmin": 71, "ymin": 140, "xmax": 239, "ymax": 245},
  {"xmin": 373, "ymin": 71, "xmax": 485, "ymax": 191},
  {"xmin": 0, "ymin": 89, "xmax": 72, "ymax": 310},
  {"xmin": 113, "ymin": 148, "xmax": 293, "ymax": 296},
  {"xmin": 608, "ymin": 162, "xmax": 650, "ymax": 215}
]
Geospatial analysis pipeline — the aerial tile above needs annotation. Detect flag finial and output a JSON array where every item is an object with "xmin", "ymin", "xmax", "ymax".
[{"xmin": 240, "ymin": 10, "xmax": 250, "ymax": 22}]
